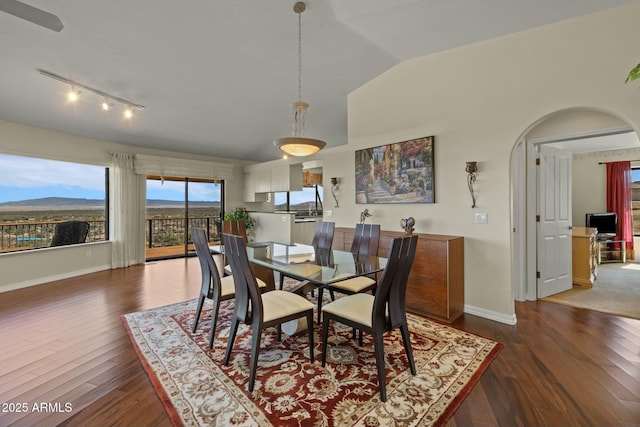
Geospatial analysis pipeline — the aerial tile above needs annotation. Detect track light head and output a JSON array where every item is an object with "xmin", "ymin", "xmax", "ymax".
[
  {"xmin": 67, "ymin": 86, "xmax": 80, "ymax": 103},
  {"xmin": 101, "ymin": 98, "xmax": 114, "ymax": 111},
  {"xmin": 123, "ymin": 106, "xmax": 133, "ymax": 119}
]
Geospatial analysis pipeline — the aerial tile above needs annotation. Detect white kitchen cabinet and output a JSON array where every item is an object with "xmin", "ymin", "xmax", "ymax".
[
  {"xmin": 243, "ymin": 172, "xmax": 267, "ymax": 202},
  {"xmin": 254, "ymin": 169, "xmax": 272, "ymax": 194},
  {"xmin": 270, "ymin": 164, "xmax": 303, "ymax": 192}
]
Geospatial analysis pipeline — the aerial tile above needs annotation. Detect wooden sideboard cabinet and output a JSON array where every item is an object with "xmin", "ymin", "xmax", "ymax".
[
  {"xmin": 571, "ymin": 227, "xmax": 597, "ymax": 288},
  {"xmin": 333, "ymin": 227, "xmax": 464, "ymax": 323}
]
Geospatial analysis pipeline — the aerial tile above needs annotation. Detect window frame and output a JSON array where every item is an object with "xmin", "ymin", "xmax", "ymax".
[
  {"xmin": 274, "ymin": 185, "xmax": 323, "ymax": 214},
  {"xmin": 0, "ymin": 153, "xmax": 109, "ymax": 253}
]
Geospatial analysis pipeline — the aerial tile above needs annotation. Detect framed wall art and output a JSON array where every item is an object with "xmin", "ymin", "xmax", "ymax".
[{"xmin": 355, "ymin": 136, "xmax": 434, "ymax": 204}]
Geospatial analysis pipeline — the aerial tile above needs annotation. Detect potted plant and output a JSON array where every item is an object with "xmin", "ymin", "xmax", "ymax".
[
  {"xmin": 626, "ymin": 63, "xmax": 640, "ymax": 85},
  {"xmin": 224, "ymin": 207, "xmax": 255, "ymax": 231}
]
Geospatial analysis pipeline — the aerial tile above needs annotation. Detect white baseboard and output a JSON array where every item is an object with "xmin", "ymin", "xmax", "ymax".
[
  {"xmin": 464, "ymin": 304, "xmax": 518, "ymax": 325},
  {"xmin": 0, "ymin": 264, "xmax": 112, "ymax": 293}
]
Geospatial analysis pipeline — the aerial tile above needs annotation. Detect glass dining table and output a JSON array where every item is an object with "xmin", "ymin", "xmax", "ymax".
[{"xmin": 210, "ymin": 241, "xmax": 387, "ymax": 296}]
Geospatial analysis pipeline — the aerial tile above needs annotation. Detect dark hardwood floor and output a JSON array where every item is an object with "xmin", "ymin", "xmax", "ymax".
[{"xmin": 0, "ymin": 257, "xmax": 638, "ymax": 426}]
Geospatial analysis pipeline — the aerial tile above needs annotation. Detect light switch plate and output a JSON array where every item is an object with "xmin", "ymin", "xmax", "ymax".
[{"xmin": 475, "ymin": 212, "xmax": 488, "ymax": 224}]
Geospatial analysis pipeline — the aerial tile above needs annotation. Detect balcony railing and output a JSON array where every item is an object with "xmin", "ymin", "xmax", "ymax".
[
  {"xmin": 0, "ymin": 220, "xmax": 106, "ymax": 252},
  {"xmin": 0, "ymin": 217, "xmax": 221, "ymax": 254},
  {"xmin": 146, "ymin": 217, "xmax": 220, "ymax": 248}
]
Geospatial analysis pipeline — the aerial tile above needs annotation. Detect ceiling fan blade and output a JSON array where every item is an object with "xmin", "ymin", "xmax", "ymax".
[{"xmin": 0, "ymin": 0, "xmax": 63, "ymax": 32}]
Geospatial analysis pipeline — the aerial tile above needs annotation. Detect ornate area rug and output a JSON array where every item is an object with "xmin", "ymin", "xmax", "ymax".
[{"xmin": 123, "ymin": 296, "xmax": 502, "ymax": 427}]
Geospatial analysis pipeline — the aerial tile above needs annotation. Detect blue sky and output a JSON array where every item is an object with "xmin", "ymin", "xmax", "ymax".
[
  {"xmin": 0, "ymin": 154, "xmax": 220, "ymax": 203},
  {"xmin": 0, "ymin": 154, "xmax": 106, "ymax": 203},
  {"xmin": 146, "ymin": 179, "xmax": 221, "ymax": 202}
]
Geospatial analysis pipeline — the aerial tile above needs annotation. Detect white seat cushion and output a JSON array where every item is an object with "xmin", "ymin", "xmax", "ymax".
[
  {"xmin": 219, "ymin": 275, "xmax": 267, "ymax": 298},
  {"xmin": 330, "ymin": 276, "xmax": 376, "ymax": 293},
  {"xmin": 322, "ymin": 293, "xmax": 375, "ymax": 327},
  {"xmin": 220, "ymin": 275, "xmax": 236, "ymax": 297},
  {"xmin": 261, "ymin": 290, "xmax": 314, "ymax": 323}
]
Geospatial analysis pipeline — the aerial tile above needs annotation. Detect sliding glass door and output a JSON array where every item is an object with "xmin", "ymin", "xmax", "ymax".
[{"xmin": 145, "ymin": 176, "xmax": 223, "ymax": 260}]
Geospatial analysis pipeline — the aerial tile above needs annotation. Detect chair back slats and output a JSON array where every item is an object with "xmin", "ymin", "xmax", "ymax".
[
  {"xmin": 192, "ymin": 228, "xmax": 213, "ymax": 298},
  {"xmin": 350, "ymin": 223, "xmax": 380, "ymax": 256},
  {"xmin": 372, "ymin": 235, "xmax": 419, "ymax": 328},
  {"xmin": 222, "ymin": 233, "xmax": 262, "ymax": 323},
  {"xmin": 311, "ymin": 221, "xmax": 335, "ymax": 251},
  {"xmin": 192, "ymin": 228, "xmax": 225, "ymax": 299},
  {"xmin": 223, "ymin": 220, "xmax": 248, "ymax": 244}
]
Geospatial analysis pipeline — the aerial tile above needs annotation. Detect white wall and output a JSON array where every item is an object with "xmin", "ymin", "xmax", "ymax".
[
  {"xmin": 0, "ymin": 119, "xmax": 253, "ymax": 292},
  {"xmin": 320, "ymin": 3, "xmax": 640, "ymax": 322}
]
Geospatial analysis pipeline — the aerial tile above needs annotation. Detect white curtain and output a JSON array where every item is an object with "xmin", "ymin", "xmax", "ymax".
[{"xmin": 110, "ymin": 152, "xmax": 146, "ymax": 268}]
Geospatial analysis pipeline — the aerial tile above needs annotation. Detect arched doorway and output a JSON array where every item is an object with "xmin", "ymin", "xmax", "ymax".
[{"xmin": 511, "ymin": 107, "xmax": 639, "ymax": 302}]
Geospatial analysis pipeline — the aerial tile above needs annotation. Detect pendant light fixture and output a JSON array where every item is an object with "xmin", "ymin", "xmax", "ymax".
[{"xmin": 274, "ymin": 2, "xmax": 326, "ymax": 157}]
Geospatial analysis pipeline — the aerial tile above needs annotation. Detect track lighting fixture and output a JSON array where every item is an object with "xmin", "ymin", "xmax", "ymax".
[
  {"xmin": 39, "ymin": 69, "xmax": 145, "ymax": 119},
  {"xmin": 101, "ymin": 98, "xmax": 114, "ymax": 111}
]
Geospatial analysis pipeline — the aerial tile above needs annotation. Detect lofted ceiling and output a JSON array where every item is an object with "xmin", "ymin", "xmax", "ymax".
[{"xmin": 0, "ymin": 0, "xmax": 637, "ymax": 162}]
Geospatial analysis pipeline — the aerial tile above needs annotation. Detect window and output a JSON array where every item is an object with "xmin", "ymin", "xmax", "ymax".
[
  {"xmin": 0, "ymin": 153, "xmax": 108, "ymax": 253},
  {"xmin": 274, "ymin": 185, "xmax": 323, "ymax": 215},
  {"xmin": 145, "ymin": 176, "xmax": 223, "ymax": 260},
  {"xmin": 274, "ymin": 192, "xmax": 289, "ymax": 211},
  {"xmin": 632, "ymin": 167, "xmax": 640, "ymax": 236}
]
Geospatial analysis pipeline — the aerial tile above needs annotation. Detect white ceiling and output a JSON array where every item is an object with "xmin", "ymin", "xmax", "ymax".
[
  {"xmin": 549, "ymin": 131, "xmax": 640, "ymax": 153},
  {"xmin": 0, "ymin": 0, "xmax": 637, "ymax": 162}
]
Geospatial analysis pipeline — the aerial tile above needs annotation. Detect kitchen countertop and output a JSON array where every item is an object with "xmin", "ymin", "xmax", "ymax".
[{"xmin": 294, "ymin": 218, "xmax": 318, "ymax": 223}]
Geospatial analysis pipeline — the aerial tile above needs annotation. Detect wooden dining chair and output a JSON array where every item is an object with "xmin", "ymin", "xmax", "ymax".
[
  {"xmin": 278, "ymin": 221, "xmax": 335, "ymax": 291},
  {"xmin": 190, "ymin": 228, "xmax": 266, "ymax": 347},
  {"xmin": 223, "ymin": 233, "xmax": 315, "ymax": 392},
  {"xmin": 316, "ymin": 223, "xmax": 380, "ymax": 322},
  {"xmin": 223, "ymin": 220, "xmax": 248, "ymax": 244},
  {"xmin": 321, "ymin": 235, "xmax": 418, "ymax": 402},
  {"xmin": 222, "ymin": 219, "xmax": 248, "ymax": 276},
  {"xmin": 221, "ymin": 219, "xmax": 276, "ymax": 291}
]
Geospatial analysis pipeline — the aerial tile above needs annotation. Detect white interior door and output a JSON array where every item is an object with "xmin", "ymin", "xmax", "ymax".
[{"xmin": 537, "ymin": 145, "xmax": 573, "ymax": 298}]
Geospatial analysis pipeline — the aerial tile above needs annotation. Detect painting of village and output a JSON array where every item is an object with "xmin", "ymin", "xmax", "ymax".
[{"xmin": 355, "ymin": 136, "xmax": 434, "ymax": 204}]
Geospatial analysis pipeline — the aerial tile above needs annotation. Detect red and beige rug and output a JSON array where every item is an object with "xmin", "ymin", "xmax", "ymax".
[{"xmin": 123, "ymin": 297, "xmax": 502, "ymax": 427}]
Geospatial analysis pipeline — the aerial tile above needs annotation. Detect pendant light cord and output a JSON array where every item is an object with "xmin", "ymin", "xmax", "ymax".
[{"xmin": 297, "ymin": 10, "xmax": 302, "ymax": 103}]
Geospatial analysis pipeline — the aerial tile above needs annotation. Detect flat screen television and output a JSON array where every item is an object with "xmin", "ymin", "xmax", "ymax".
[{"xmin": 585, "ymin": 212, "xmax": 618, "ymax": 239}]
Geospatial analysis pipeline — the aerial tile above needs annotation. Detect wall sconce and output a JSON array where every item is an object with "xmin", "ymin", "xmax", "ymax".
[
  {"xmin": 465, "ymin": 161, "xmax": 478, "ymax": 208},
  {"xmin": 330, "ymin": 177, "xmax": 340, "ymax": 207}
]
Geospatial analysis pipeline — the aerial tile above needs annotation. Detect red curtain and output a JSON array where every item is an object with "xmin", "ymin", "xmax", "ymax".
[{"xmin": 606, "ymin": 161, "xmax": 634, "ymax": 256}]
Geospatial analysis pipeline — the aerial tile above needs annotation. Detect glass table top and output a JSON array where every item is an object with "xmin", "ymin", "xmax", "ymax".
[{"xmin": 210, "ymin": 241, "xmax": 387, "ymax": 286}]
